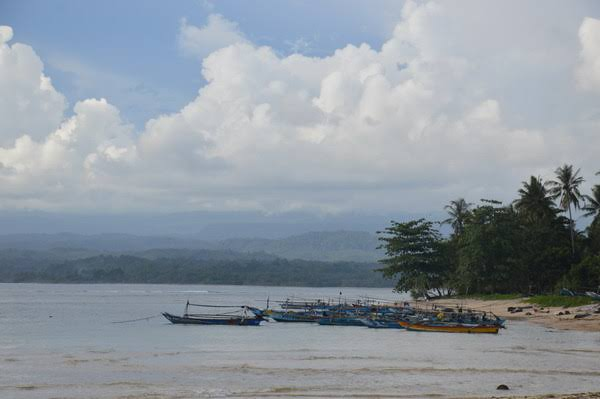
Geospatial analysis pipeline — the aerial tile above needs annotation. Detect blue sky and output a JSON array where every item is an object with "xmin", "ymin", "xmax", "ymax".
[{"xmin": 2, "ymin": 0, "xmax": 403, "ymax": 128}]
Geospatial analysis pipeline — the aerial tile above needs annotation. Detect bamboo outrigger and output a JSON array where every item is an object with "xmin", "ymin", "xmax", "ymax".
[{"xmin": 163, "ymin": 302, "xmax": 263, "ymax": 326}]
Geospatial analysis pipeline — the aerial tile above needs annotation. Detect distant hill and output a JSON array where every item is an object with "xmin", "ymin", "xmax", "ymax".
[
  {"xmin": 216, "ymin": 231, "xmax": 382, "ymax": 262},
  {"xmin": 0, "ymin": 231, "xmax": 382, "ymax": 262},
  {"xmin": 0, "ymin": 230, "xmax": 390, "ymax": 286},
  {"xmin": 0, "ymin": 250, "xmax": 392, "ymax": 287},
  {"xmin": 0, "ymin": 233, "xmax": 208, "ymax": 252}
]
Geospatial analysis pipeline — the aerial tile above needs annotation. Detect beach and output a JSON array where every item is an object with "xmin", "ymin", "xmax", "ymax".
[
  {"xmin": 430, "ymin": 298, "xmax": 600, "ymax": 332},
  {"xmin": 486, "ymin": 394, "xmax": 600, "ymax": 399}
]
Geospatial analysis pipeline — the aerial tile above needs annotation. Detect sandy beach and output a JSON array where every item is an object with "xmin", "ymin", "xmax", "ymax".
[
  {"xmin": 483, "ymin": 394, "xmax": 600, "ymax": 399},
  {"xmin": 430, "ymin": 298, "xmax": 600, "ymax": 332}
]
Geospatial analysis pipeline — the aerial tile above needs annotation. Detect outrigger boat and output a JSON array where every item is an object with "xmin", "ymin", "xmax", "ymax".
[
  {"xmin": 318, "ymin": 316, "xmax": 366, "ymax": 326},
  {"xmin": 163, "ymin": 301, "xmax": 263, "ymax": 326},
  {"xmin": 360, "ymin": 318, "xmax": 407, "ymax": 329},
  {"xmin": 403, "ymin": 322, "xmax": 500, "ymax": 334},
  {"xmin": 247, "ymin": 307, "xmax": 323, "ymax": 322},
  {"xmin": 268, "ymin": 310, "xmax": 322, "ymax": 323}
]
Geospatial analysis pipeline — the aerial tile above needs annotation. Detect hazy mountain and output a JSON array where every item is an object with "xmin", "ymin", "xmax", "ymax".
[
  {"xmin": 0, "ymin": 230, "xmax": 389, "ymax": 286},
  {"xmin": 0, "ymin": 230, "xmax": 382, "ymax": 262},
  {"xmin": 0, "ymin": 233, "xmax": 208, "ymax": 252},
  {"xmin": 216, "ymin": 231, "xmax": 382, "ymax": 262},
  {"xmin": 0, "ymin": 210, "xmax": 442, "ymax": 238}
]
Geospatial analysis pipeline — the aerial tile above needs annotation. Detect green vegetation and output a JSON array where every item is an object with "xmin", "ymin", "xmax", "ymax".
[
  {"xmin": 0, "ymin": 250, "xmax": 392, "ymax": 287},
  {"xmin": 378, "ymin": 164, "xmax": 600, "ymax": 298},
  {"xmin": 525, "ymin": 295, "xmax": 595, "ymax": 308},
  {"xmin": 455, "ymin": 293, "xmax": 524, "ymax": 301},
  {"xmin": 378, "ymin": 219, "xmax": 454, "ymax": 298}
]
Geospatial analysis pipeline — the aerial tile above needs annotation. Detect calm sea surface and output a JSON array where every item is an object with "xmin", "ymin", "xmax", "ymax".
[{"xmin": 1, "ymin": 283, "xmax": 599, "ymax": 398}]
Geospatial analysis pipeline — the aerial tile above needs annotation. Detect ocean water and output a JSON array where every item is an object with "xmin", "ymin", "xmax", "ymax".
[{"xmin": 1, "ymin": 284, "xmax": 599, "ymax": 399}]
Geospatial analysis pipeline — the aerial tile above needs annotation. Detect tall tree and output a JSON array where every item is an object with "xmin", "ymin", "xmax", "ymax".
[
  {"xmin": 442, "ymin": 198, "xmax": 472, "ymax": 236},
  {"xmin": 514, "ymin": 176, "xmax": 556, "ymax": 222},
  {"xmin": 547, "ymin": 165, "xmax": 585, "ymax": 255},
  {"xmin": 584, "ymin": 175, "xmax": 600, "ymax": 255},
  {"xmin": 583, "ymin": 185, "xmax": 600, "ymax": 220},
  {"xmin": 377, "ymin": 219, "xmax": 452, "ymax": 298},
  {"xmin": 453, "ymin": 200, "xmax": 526, "ymax": 294}
]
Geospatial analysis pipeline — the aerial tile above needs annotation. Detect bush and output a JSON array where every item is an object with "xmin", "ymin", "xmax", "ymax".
[
  {"xmin": 564, "ymin": 255, "xmax": 600, "ymax": 292},
  {"xmin": 525, "ymin": 295, "xmax": 594, "ymax": 307}
]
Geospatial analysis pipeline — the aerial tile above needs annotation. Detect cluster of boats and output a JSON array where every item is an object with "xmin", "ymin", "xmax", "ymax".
[{"xmin": 162, "ymin": 297, "xmax": 506, "ymax": 334}]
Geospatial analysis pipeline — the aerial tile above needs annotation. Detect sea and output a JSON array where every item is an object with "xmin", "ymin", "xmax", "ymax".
[{"xmin": 1, "ymin": 283, "xmax": 599, "ymax": 399}]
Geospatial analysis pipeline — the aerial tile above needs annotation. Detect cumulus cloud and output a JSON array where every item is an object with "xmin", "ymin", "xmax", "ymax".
[
  {"xmin": 576, "ymin": 17, "xmax": 600, "ymax": 91},
  {"xmin": 0, "ymin": 25, "xmax": 66, "ymax": 146},
  {"xmin": 178, "ymin": 14, "xmax": 247, "ymax": 59},
  {"xmin": 1, "ymin": 2, "xmax": 599, "ymax": 213}
]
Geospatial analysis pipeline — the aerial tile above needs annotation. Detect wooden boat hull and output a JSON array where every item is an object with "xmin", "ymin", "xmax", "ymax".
[
  {"xmin": 361, "ymin": 319, "xmax": 406, "ymax": 329},
  {"xmin": 318, "ymin": 317, "xmax": 365, "ymax": 326},
  {"xmin": 162, "ymin": 312, "xmax": 262, "ymax": 326},
  {"xmin": 271, "ymin": 314, "xmax": 320, "ymax": 322},
  {"xmin": 405, "ymin": 322, "xmax": 499, "ymax": 334}
]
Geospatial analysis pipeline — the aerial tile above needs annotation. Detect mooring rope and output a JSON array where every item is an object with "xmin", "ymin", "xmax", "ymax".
[{"xmin": 111, "ymin": 314, "xmax": 160, "ymax": 324}]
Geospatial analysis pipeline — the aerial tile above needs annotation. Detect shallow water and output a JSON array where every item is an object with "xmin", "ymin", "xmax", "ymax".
[{"xmin": 1, "ymin": 284, "xmax": 599, "ymax": 398}]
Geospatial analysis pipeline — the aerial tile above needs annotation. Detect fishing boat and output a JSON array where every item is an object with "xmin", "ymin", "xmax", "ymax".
[
  {"xmin": 360, "ymin": 318, "xmax": 407, "ymax": 329},
  {"xmin": 360, "ymin": 318, "xmax": 404, "ymax": 329},
  {"xmin": 247, "ymin": 307, "xmax": 323, "ymax": 322},
  {"xmin": 404, "ymin": 322, "xmax": 500, "ymax": 334},
  {"xmin": 163, "ymin": 302, "xmax": 262, "ymax": 326},
  {"xmin": 268, "ymin": 310, "xmax": 322, "ymax": 323},
  {"xmin": 318, "ymin": 316, "xmax": 366, "ymax": 326}
]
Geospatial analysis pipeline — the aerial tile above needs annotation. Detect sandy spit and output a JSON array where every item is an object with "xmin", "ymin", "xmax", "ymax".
[{"xmin": 428, "ymin": 298, "xmax": 600, "ymax": 332}]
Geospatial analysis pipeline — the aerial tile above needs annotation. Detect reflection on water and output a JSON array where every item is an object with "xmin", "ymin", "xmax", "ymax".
[{"xmin": 1, "ymin": 284, "xmax": 599, "ymax": 398}]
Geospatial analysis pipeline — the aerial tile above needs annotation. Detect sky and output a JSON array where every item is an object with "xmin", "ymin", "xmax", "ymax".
[{"xmin": 1, "ymin": 0, "xmax": 600, "ymax": 219}]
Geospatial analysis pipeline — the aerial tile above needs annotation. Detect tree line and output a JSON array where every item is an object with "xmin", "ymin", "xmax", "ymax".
[
  {"xmin": 378, "ymin": 165, "xmax": 600, "ymax": 298},
  {"xmin": 1, "ymin": 253, "xmax": 392, "ymax": 287}
]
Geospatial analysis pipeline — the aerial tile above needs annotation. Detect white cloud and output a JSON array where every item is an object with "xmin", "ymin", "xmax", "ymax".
[
  {"xmin": 1, "ymin": 2, "xmax": 599, "ymax": 213},
  {"xmin": 576, "ymin": 17, "xmax": 600, "ymax": 91},
  {"xmin": 0, "ymin": 26, "xmax": 66, "ymax": 146},
  {"xmin": 178, "ymin": 14, "xmax": 247, "ymax": 59}
]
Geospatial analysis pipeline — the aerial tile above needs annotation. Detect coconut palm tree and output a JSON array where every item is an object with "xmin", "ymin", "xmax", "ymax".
[
  {"xmin": 583, "ymin": 185, "xmax": 600, "ymax": 219},
  {"xmin": 547, "ymin": 164, "xmax": 585, "ymax": 255},
  {"xmin": 514, "ymin": 176, "xmax": 556, "ymax": 222},
  {"xmin": 442, "ymin": 198, "xmax": 473, "ymax": 236}
]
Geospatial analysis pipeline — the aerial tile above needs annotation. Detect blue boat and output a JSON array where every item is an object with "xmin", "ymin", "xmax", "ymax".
[
  {"xmin": 360, "ymin": 318, "xmax": 406, "ymax": 329},
  {"xmin": 247, "ymin": 306, "xmax": 323, "ymax": 322},
  {"xmin": 318, "ymin": 317, "xmax": 365, "ymax": 326},
  {"xmin": 269, "ymin": 311, "xmax": 322, "ymax": 322}
]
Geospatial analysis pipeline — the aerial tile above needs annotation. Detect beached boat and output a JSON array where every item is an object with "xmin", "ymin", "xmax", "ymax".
[
  {"xmin": 404, "ymin": 322, "xmax": 500, "ymax": 334},
  {"xmin": 163, "ymin": 302, "xmax": 262, "ymax": 326}
]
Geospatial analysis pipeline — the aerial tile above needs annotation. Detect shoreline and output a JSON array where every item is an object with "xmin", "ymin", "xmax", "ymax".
[
  {"xmin": 472, "ymin": 393, "xmax": 600, "ymax": 399},
  {"xmin": 430, "ymin": 297, "xmax": 600, "ymax": 332}
]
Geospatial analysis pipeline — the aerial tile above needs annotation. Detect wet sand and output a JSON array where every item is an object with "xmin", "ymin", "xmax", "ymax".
[
  {"xmin": 430, "ymin": 298, "xmax": 600, "ymax": 332},
  {"xmin": 107, "ymin": 393, "xmax": 600, "ymax": 399},
  {"xmin": 484, "ymin": 393, "xmax": 600, "ymax": 399}
]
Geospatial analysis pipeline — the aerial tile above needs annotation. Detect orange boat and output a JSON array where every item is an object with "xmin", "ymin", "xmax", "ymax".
[
  {"xmin": 404, "ymin": 322, "xmax": 500, "ymax": 334},
  {"xmin": 398, "ymin": 320, "xmax": 410, "ymax": 328}
]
